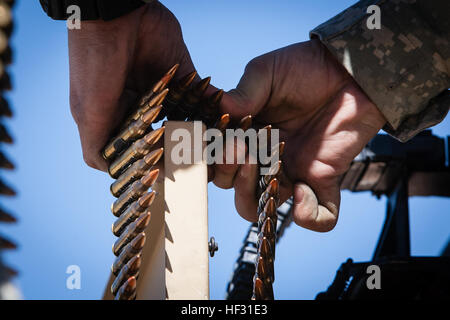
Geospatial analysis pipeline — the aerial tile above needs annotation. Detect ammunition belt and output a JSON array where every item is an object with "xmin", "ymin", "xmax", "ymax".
[
  {"xmin": 102, "ymin": 65, "xmax": 286, "ymax": 300},
  {"xmin": 226, "ymin": 198, "xmax": 293, "ymax": 300},
  {"xmin": 103, "ymin": 61, "xmax": 450, "ymax": 299}
]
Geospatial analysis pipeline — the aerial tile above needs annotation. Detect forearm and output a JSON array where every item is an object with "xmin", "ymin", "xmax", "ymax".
[{"xmin": 311, "ymin": 0, "xmax": 450, "ymax": 142}]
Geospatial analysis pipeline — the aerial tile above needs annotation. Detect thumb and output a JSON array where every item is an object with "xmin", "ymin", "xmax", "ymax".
[
  {"xmin": 221, "ymin": 55, "xmax": 274, "ymax": 119},
  {"xmin": 292, "ymin": 182, "xmax": 340, "ymax": 232}
]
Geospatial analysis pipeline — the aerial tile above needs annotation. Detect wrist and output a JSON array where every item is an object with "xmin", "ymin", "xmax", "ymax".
[
  {"xmin": 350, "ymin": 78, "xmax": 387, "ymax": 134},
  {"xmin": 319, "ymin": 39, "xmax": 387, "ymax": 137},
  {"xmin": 340, "ymin": 79, "xmax": 387, "ymax": 145}
]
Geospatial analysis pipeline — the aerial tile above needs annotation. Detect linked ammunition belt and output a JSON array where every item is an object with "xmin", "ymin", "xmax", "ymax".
[
  {"xmin": 0, "ymin": 0, "xmax": 17, "ymax": 298},
  {"xmin": 226, "ymin": 199, "xmax": 293, "ymax": 300},
  {"xmin": 102, "ymin": 65, "xmax": 285, "ymax": 300}
]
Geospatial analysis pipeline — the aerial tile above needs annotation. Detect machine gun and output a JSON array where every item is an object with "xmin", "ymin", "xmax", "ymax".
[{"xmin": 226, "ymin": 130, "xmax": 450, "ymax": 300}]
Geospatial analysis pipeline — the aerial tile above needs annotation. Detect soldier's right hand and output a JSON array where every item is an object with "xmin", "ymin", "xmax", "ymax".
[{"xmin": 68, "ymin": 2, "xmax": 196, "ymax": 171}]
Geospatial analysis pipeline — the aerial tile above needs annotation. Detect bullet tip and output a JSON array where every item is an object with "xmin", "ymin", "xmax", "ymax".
[
  {"xmin": 277, "ymin": 142, "xmax": 286, "ymax": 157},
  {"xmin": 239, "ymin": 115, "xmax": 253, "ymax": 130},
  {"xmin": 127, "ymin": 276, "xmax": 137, "ymax": 287},
  {"xmin": 259, "ymin": 236, "xmax": 272, "ymax": 258},
  {"xmin": 137, "ymin": 210, "xmax": 151, "ymax": 228},
  {"xmin": 144, "ymin": 126, "xmax": 165, "ymax": 145},
  {"xmin": 132, "ymin": 232, "xmax": 146, "ymax": 250},
  {"xmin": 262, "ymin": 217, "xmax": 275, "ymax": 235},
  {"xmin": 179, "ymin": 71, "xmax": 197, "ymax": 89},
  {"xmin": 129, "ymin": 254, "xmax": 142, "ymax": 269},
  {"xmin": 194, "ymin": 77, "xmax": 211, "ymax": 94},
  {"xmin": 209, "ymin": 89, "xmax": 224, "ymax": 105},
  {"xmin": 143, "ymin": 147, "xmax": 164, "ymax": 166},
  {"xmin": 254, "ymin": 277, "xmax": 266, "ymax": 298},
  {"xmin": 264, "ymin": 197, "xmax": 276, "ymax": 216},
  {"xmin": 139, "ymin": 191, "xmax": 156, "ymax": 208},
  {"xmin": 168, "ymin": 63, "xmax": 180, "ymax": 76},
  {"xmin": 268, "ymin": 178, "xmax": 279, "ymax": 194},
  {"xmin": 149, "ymin": 88, "xmax": 169, "ymax": 107},
  {"xmin": 141, "ymin": 169, "xmax": 159, "ymax": 187},
  {"xmin": 142, "ymin": 105, "xmax": 163, "ymax": 124},
  {"xmin": 267, "ymin": 160, "xmax": 282, "ymax": 177}
]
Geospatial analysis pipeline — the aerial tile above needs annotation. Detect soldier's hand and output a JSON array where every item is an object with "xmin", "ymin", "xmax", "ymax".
[
  {"xmin": 68, "ymin": 2, "xmax": 196, "ymax": 171},
  {"xmin": 216, "ymin": 39, "xmax": 386, "ymax": 232}
]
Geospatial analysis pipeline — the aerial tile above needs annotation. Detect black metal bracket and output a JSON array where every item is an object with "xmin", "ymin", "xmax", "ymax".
[{"xmin": 373, "ymin": 176, "xmax": 411, "ymax": 259}]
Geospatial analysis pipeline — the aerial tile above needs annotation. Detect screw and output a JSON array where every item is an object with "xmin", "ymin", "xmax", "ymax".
[{"xmin": 208, "ymin": 237, "xmax": 218, "ymax": 257}]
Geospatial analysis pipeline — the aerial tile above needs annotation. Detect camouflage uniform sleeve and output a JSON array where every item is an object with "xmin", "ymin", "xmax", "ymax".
[{"xmin": 310, "ymin": 0, "xmax": 450, "ymax": 142}]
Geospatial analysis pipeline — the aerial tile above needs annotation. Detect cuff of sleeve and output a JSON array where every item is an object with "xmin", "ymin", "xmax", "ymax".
[
  {"xmin": 310, "ymin": 0, "xmax": 450, "ymax": 141},
  {"xmin": 383, "ymin": 90, "xmax": 449, "ymax": 142}
]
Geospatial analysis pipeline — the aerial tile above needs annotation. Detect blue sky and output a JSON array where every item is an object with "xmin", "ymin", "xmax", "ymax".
[{"xmin": 1, "ymin": 0, "xmax": 449, "ymax": 300}]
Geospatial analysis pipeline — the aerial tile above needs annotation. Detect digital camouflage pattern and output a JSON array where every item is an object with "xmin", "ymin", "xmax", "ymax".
[{"xmin": 311, "ymin": 0, "xmax": 450, "ymax": 142}]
